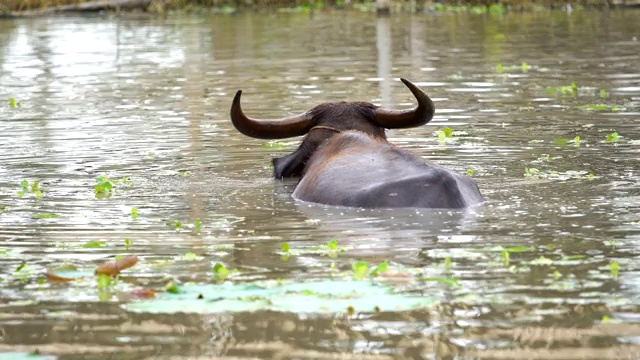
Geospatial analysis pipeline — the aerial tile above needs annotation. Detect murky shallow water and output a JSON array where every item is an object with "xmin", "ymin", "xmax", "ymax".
[{"xmin": 1, "ymin": 8, "xmax": 640, "ymax": 359}]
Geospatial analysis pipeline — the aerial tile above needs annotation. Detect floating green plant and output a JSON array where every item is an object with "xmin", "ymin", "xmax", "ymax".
[
  {"xmin": 32, "ymin": 213, "xmax": 60, "ymax": 219},
  {"xmin": 524, "ymin": 167, "xmax": 540, "ymax": 176},
  {"xmin": 546, "ymin": 82, "xmax": 578, "ymax": 96},
  {"xmin": 435, "ymin": 127, "xmax": 454, "ymax": 142},
  {"xmin": 605, "ymin": 132, "xmax": 619, "ymax": 143},
  {"xmin": 17, "ymin": 180, "xmax": 42, "ymax": 199},
  {"xmin": 180, "ymin": 252, "xmax": 201, "ymax": 261},
  {"xmin": 128, "ymin": 280, "xmax": 437, "ymax": 314},
  {"xmin": 466, "ymin": 169, "xmax": 474, "ymax": 176},
  {"xmin": 352, "ymin": 261, "xmax": 369, "ymax": 280},
  {"xmin": 131, "ymin": 208, "xmax": 139, "ymax": 219},
  {"xmin": 8, "ymin": 98, "xmax": 21, "ymax": 109},
  {"xmin": 80, "ymin": 240, "xmax": 106, "ymax": 248},
  {"xmin": 94, "ymin": 174, "xmax": 113, "ymax": 198},
  {"xmin": 194, "ymin": 219, "xmax": 202, "ymax": 233},
  {"xmin": 608, "ymin": 261, "xmax": 620, "ymax": 278},
  {"xmin": 600, "ymin": 89, "xmax": 608, "ymax": 98},
  {"xmin": 577, "ymin": 104, "xmax": 618, "ymax": 111},
  {"xmin": 212, "ymin": 263, "xmax": 230, "ymax": 281},
  {"xmin": 166, "ymin": 220, "xmax": 182, "ymax": 230},
  {"xmin": 124, "ymin": 238, "xmax": 132, "ymax": 250},
  {"xmin": 281, "ymin": 242, "xmax": 290, "ymax": 253}
]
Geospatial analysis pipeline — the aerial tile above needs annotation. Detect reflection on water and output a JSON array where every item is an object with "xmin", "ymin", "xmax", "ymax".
[{"xmin": 1, "ymin": 9, "xmax": 640, "ymax": 359}]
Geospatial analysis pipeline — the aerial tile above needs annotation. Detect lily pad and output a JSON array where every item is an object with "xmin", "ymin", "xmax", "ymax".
[
  {"xmin": 127, "ymin": 280, "xmax": 436, "ymax": 314},
  {"xmin": 0, "ymin": 353, "xmax": 56, "ymax": 360}
]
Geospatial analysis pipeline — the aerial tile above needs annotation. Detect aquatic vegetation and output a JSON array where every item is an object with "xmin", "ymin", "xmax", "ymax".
[
  {"xmin": 524, "ymin": 168, "xmax": 594, "ymax": 181},
  {"xmin": 17, "ymin": 180, "xmax": 42, "ymax": 199},
  {"xmin": 281, "ymin": 242, "xmax": 290, "ymax": 253},
  {"xmin": 554, "ymin": 136, "xmax": 581, "ymax": 147},
  {"xmin": 166, "ymin": 220, "xmax": 182, "ymax": 230},
  {"xmin": 131, "ymin": 208, "xmax": 139, "ymax": 219},
  {"xmin": 32, "ymin": 213, "xmax": 60, "ymax": 219},
  {"xmin": 194, "ymin": 219, "xmax": 202, "ymax": 233},
  {"xmin": 165, "ymin": 281, "xmax": 180, "ymax": 294},
  {"xmin": 600, "ymin": 89, "xmax": 608, "ymax": 98},
  {"xmin": 352, "ymin": 261, "xmax": 369, "ymax": 280},
  {"xmin": 262, "ymin": 141, "xmax": 290, "ymax": 149},
  {"xmin": 435, "ymin": 127, "xmax": 454, "ymax": 143},
  {"xmin": 94, "ymin": 174, "xmax": 113, "ymax": 198},
  {"xmin": 608, "ymin": 261, "xmax": 620, "ymax": 278},
  {"xmin": 8, "ymin": 98, "xmax": 21, "ymax": 109},
  {"xmin": 577, "ymin": 104, "xmax": 619, "ymax": 111},
  {"xmin": 179, "ymin": 252, "xmax": 201, "ymax": 261},
  {"xmin": 605, "ymin": 132, "xmax": 619, "ymax": 143},
  {"xmin": 545, "ymin": 82, "xmax": 578, "ymax": 96},
  {"xmin": 466, "ymin": 169, "xmax": 475, "ymax": 176},
  {"xmin": 212, "ymin": 263, "xmax": 230, "ymax": 281},
  {"xmin": 80, "ymin": 240, "xmax": 105, "ymax": 248},
  {"xmin": 127, "ymin": 279, "xmax": 437, "ymax": 314},
  {"xmin": 496, "ymin": 62, "xmax": 532, "ymax": 74},
  {"xmin": 124, "ymin": 238, "xmax": 132, "ymax": 249}
]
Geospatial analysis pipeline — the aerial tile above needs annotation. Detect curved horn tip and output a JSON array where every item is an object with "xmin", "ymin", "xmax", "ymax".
[{"xmin": 233, "ymin": 90, "xmax": 243, "ymax": 103}]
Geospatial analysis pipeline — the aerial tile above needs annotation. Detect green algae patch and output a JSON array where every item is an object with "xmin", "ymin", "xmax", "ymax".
[{"xmin": 127, "ymin": 280, "xmax": 436, "ymax": 314}]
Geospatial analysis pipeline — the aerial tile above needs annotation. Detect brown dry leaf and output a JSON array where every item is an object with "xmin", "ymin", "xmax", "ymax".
[{"xmin": 95, "ymin": 255, "xmax": 139, "ymax": 276}]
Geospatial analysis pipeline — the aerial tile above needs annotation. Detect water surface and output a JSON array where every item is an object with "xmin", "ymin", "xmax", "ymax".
[{"xmin": 1, "ymin": 8, "xmax": 640, "ymax": 359}]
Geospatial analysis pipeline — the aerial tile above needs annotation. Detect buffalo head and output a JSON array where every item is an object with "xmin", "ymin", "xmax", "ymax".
[{"xmin": 230, "ymin": 78, "xmax": 435, "ymax": 178}]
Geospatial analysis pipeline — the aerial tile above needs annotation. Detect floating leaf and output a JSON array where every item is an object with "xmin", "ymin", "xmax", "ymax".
[
  {"xmin": 212, "ymin": 263, "xmax": 230, "ymax": 281},
  {"xmin": 80, "ymin": 240, "xmax": 106, "ymax": 248},
  {"xmin": 352, "ymin": 261, "xmax": 369, "ymax": 280},
  {"xmin": 605, "ymin": 132, "xmax": 619, "ymax": 143},
  {"xmin": 127, "ymin": 280, "xmax": 437, "ymax": 314},
  {"xmin": 370, "ymin": 260, "xmax": 389, "ymax": 277},
  {"xmin": 131, "ymin": 208, "xmax": 139, "ymax": 220},
  {"xmin": 281, "ymin": 242, "xmax": 290, "ymax": 253},
  {"xmin": 124, "ymin": 238, "xmax": 132, "ymax": 250},
  {"xmin": 194, "ymin": 219, "xmax": 202, "ymax": 232},
  {"xmin": 466, "ymin": 168, "xmax": 474, "ymax": 176},
  {"xmin": 327, "ymin": 239, "xmax": 338, "ymax": 250},
  {"xmin": 608, "ymin": 261, "xmax": 620, "ymax": 278}
]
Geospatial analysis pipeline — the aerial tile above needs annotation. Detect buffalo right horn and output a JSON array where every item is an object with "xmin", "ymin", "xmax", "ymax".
[
  {"xmin": 230, "ymin": 90, "xmax": 314, "ymax": 139},
  {"xmin": 372, "ymin": 78, "xmax": 435, "ymax": 129}
]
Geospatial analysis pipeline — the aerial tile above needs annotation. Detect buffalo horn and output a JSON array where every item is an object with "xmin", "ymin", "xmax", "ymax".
[
  {"xmin": 230, "ymin": 90, "xmax": 314, "ymax": 139},
  {"xmin": 372, "ymin": 78, "xmax": 435, "ymax": 129}
]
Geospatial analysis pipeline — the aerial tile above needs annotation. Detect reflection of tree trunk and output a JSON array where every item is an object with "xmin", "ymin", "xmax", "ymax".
[
  {"xmin": 376, "ymin": 0, "xmax": 390, "ymax": 16},
  {"xmin": 5, "ymin": 0, "xmax": 160, "ymax": 17},
  {"xmin": 376, "ymin": 16, "xmax": 392, "ymax": 108}
]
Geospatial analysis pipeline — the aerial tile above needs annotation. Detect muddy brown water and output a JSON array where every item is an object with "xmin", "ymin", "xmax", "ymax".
[{"xmin": 0, "ymin": 8, "xmax": 639, "ymax": 359}]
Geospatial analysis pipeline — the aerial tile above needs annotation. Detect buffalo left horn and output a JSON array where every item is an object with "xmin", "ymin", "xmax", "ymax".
[
  {"xmin": 230, "ymin": 90, "xmax": 314, "ymax": 139},
  {"xmin": 372, "ymin": 78, "xmax": 435, "ymax": 129}
]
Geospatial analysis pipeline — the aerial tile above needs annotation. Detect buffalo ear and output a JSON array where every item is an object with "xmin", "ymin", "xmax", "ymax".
[{"xmin": 273, "ymin": 150, "xmax": 307, "ymax": 179}]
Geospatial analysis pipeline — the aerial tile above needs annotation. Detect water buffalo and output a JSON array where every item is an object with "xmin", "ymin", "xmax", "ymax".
[{"xmin": 230, "ymin": 78, "xmax": 484, "ymax": 209}]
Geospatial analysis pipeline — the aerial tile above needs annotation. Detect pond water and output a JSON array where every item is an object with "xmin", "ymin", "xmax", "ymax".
[{"xmin": 1, "ymin": 8, "xmax": 640, "ymax": 359}]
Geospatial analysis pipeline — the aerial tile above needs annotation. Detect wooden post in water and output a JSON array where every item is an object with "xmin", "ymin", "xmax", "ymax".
[{"xmin": 376, "ymin": 0, "xmax": 390, "ymax": 15}]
